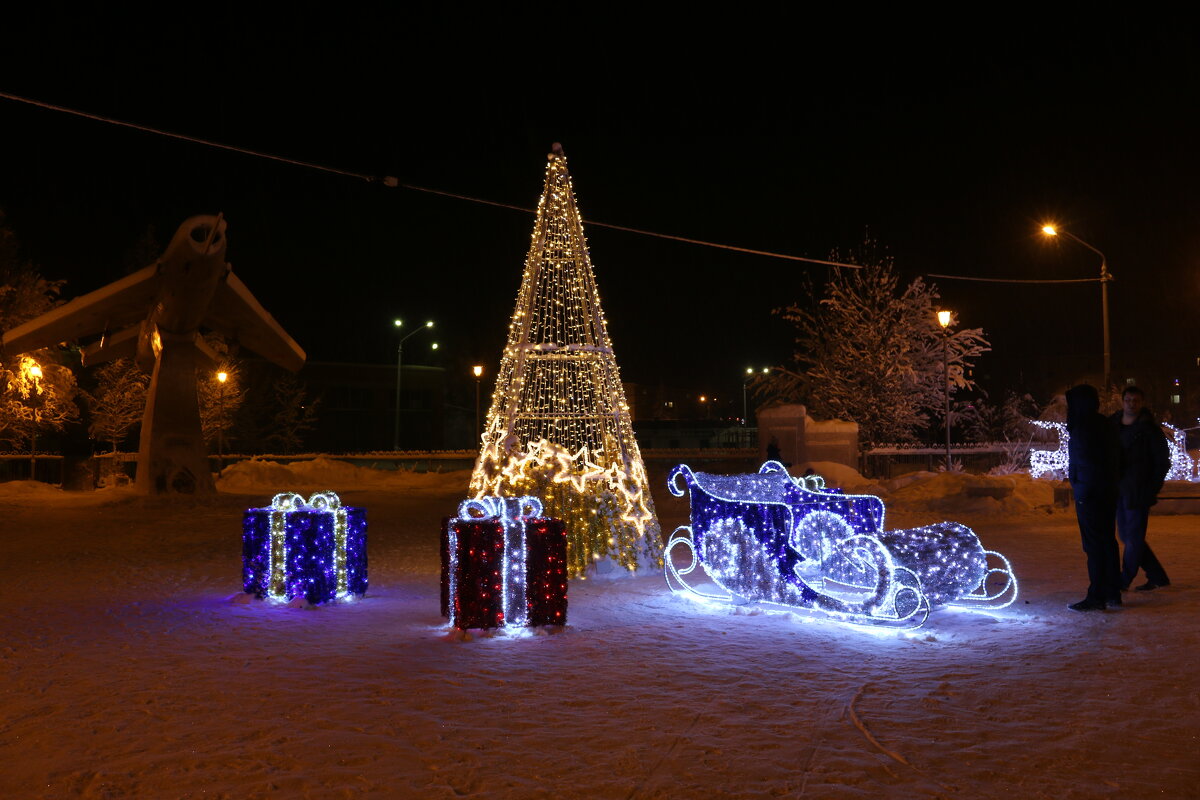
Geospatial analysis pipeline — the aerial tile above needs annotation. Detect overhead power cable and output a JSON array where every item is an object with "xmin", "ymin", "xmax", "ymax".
[
  {"xmin": 0, "ymin": 90, "xmax": 861, "ymax": 269},
  {"xmin": 927, "ymin": 273, "xmax": 1101, "ymax": 285}
]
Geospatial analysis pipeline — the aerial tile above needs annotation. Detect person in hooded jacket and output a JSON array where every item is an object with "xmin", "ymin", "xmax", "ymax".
[
  {"xmin": 1065, "ymin": 384, "xmax": 1122, "ymax": 611},
  {"xmin": 1110, "ymin": 385, "xmax": 1171, "ymax": 591}
]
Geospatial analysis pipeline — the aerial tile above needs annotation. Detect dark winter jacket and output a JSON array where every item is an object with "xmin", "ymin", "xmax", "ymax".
[
  {"xmin": 1065, "ymin": 385, "xmax": 1119, "ymax": 502},
  {"xmin": 1110, "ymin": 407, "xmax": 1171, "ymax": 508}
]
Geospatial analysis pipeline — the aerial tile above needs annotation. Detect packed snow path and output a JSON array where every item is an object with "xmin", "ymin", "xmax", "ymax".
[{"xmin": 1, "ymin": 471, "xmax": 1196, "ymax": 799}]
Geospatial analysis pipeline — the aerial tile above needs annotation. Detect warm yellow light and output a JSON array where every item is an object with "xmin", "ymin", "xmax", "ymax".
[
  {"xmin": 699, "ymin": 395, "xmax": 707, "ymax": 403},
  {"xmin": 431, "ymin": 342, "xmax": 439, "ymax": 350},
  {"xmin": 937, "ymin": 310, "xmax": 952, "ymax": 328},
  {"xmin": 394, "ymin": 319, "xmax": 402, "ymax": 327},
  {"xmin": 216, "ymin": 371, "xmax": 228, "ymax": 383},
  {"xmin": 424, "ymin": 321, "xmax": 434, "ymax": 328},
  {"xmin": 1041, "ymin": 225, "xmax": 1058, "ymax": 236},
  {"xmin": 473, "ymin": 365, "xmax": 483, "ymax": 378},
  {"xmin": 25, "ymin": 360, "xmax": 43, "ymax": 380},
  {"xmin": 746, "ymin": 367, "xmax": 754, "ymax": 375}
]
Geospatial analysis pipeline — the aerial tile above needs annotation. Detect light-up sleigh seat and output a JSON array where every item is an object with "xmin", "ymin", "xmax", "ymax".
[{"xmin": 664, "ymin": 461, "xmax": 1017, "ymax": 627}]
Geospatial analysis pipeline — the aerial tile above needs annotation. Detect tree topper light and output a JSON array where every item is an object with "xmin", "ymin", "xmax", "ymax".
[{"xmin": 664, "ymin": 462, "xmax": 1017, "ymax": 628}]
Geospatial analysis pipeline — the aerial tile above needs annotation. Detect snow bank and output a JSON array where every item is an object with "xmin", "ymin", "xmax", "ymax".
[
  {"xmin": 801, "ymin": 460, "xmax": 870, "ymax": 489},
  {"xmin": 792, "ymin": 463, "xmax": 1061, "ymax": 517},
  {"xmin": 215, "ymin": 456, "xmax": 471, "ymax": 496},
  {"xmin": 887, "ymin": 471, "xmax": 1060, "ymax": 516}
]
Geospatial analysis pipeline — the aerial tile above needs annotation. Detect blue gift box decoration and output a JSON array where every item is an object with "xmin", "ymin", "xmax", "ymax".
[{"xmin": 243, "ymin": 491, "xmax": 368, "ymax": 604}]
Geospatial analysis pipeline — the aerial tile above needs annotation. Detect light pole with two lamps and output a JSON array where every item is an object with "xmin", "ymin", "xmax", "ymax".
[
  {"xmin": 393, "ymin": 319, "xmax": 435, "ymax": 451},
  {"xmin": 937, "ymin": 310, "xmax": 952, "ymax": 469},
  {"xmin": 1041, "ymin": 224, "xmax": 1113, "ymax": 389},
  {"xmin": 742, "ymin": 367, "xmax": 770, "ymax": 426}
]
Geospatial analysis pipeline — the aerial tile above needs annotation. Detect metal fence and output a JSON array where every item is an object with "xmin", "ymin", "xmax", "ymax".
[{"xmin": 0, "ymin": 454, "xmax": 65, "ymax": 484}]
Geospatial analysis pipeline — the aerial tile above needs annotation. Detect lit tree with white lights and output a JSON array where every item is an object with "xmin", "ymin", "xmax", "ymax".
[{"xmin": 470, "ymin": 145, "xmax": 661, "ymax": 577}]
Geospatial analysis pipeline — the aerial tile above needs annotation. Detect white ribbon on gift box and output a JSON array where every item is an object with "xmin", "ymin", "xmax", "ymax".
[
  {"xmin": 265, "ymin": 491, "xmax": 350, "ymax": 599},
  {"xmin": 449, "ymin": 496, "xmax": 542, "ymax": 627}
]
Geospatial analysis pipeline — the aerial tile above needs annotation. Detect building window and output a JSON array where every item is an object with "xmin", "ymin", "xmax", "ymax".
[
  {"xmin": 1125, "ymin": 377, "xmax": 1136, "ymax": 386},
  {"xmin": 1171, "ymin": 394, "xmax": 1181, "ymax": 404}
]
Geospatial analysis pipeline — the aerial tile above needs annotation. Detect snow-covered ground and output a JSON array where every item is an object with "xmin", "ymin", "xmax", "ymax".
[{"xmin": 1, "ymin": 460, "xmax": 1197, "ymax": 799}]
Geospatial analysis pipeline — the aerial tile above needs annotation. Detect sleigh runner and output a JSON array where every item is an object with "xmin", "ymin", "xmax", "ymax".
[{"xmin": 664, "ymin": 461, "xmax": 1017, "ymax": 627}]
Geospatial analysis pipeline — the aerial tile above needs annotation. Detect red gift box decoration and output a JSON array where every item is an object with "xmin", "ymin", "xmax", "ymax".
[{"xmin": 441, "ymin": 496, "xmax": 567, "ymax": 629}]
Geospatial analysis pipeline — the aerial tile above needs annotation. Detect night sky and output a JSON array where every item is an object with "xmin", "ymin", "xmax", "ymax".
[{"xmin": 3, "ymin": 16, "xmax": 1198, "ymax": 412}]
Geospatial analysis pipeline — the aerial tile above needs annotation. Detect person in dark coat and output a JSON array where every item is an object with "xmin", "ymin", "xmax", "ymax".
[
  {"xmin": 1110, "ymin": 386, "xmax": 1172, "ymax": 591},
  {"xmin": 1065, "ymin": 384, "xmax": 1122, "ymax": 611}
]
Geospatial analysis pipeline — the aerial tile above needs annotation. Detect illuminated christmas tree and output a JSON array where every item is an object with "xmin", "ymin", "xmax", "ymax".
[{"xmin": 470, "ymin": 144, "xmax": 661, "ymax": 578}]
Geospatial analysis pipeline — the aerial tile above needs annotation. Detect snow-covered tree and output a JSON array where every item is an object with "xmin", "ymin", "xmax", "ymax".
[
  {"xmin": 0, "ymin": 215, "xmax": 80, "ymax": 456},
  {"xmin": 954, "ymin": 392, "xmax": 1039, "ymax": 443},
  {"xmin": 0, "ymin": 355, "xmax": 80, "ymax": 455},
  {"xmin": 755, "ymin": 240, "xmax": 990, "ymax": 449},
  {"xmin": 85, "ymin": 358, "xmax": 149, "ymax": 453}
]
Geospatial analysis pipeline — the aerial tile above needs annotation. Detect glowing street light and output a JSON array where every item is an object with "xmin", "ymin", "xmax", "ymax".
[
  {"xmin": 1040, "ymin": 223, "xmax": 1113, "ymax": 388},
  {"xmin": 216, "ymin": 371, "xmax": 228, "ymax": 384},
  {"xmin": 938, "ymin": 310, "xmax": 952, "ymax": 468},
  {"xmin": 393, "ymin": 319, "xmax": 435, "ymax": 451}
]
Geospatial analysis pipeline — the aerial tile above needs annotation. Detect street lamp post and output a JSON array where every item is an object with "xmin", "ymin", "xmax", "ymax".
[
  {"xmin": 1041, "ymin": 224, "xmax": 1112, "ymax": 389},
  {"xmin": 215, "ymin": 371, "xmax": 228, "ymax": 469},
  {"xmin": 21, "ymin": 358, "xmax": 43, "ymax": 476},
  {"xmin": 472, "ymin": 365, "xmax": 483, "ymax": 445},
  {"xmin": 393, "ymin": 319, "xmax": 434, "ymax": 451},
  {"xmin": 742, "ymin": 367, "xmax": 770, "ymax": 426},
  {"xmin": 937, "ymin": 310, "xmax": 952, "ymax": 469}
]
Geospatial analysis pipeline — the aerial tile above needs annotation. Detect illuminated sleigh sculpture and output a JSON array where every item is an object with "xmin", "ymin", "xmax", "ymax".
[{"xmin": 665, "ymin": 461, "xmax": 1017, "ymax": 627}]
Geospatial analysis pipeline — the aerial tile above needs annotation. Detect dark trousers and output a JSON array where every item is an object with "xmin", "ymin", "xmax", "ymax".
[
  {"xmin": 1117, "ymin": 496, "xmax": 1169, "ymax": 587},
  {"xmin": 1075, "ymin": 495, "xmax": 1121, "ymax": 604}
]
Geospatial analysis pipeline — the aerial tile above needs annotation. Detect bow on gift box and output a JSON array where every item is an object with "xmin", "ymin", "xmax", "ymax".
[
  {"xmin": 457, "ymin": 495, "xmax": 544, "ymax": 522},
  {"xmin": 448, "ymin": 495, "xmax": 543, "ymax": 628},
  {"xmin": 268, "ymin": 491, "xmax": 351, "ymax": 598}
]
